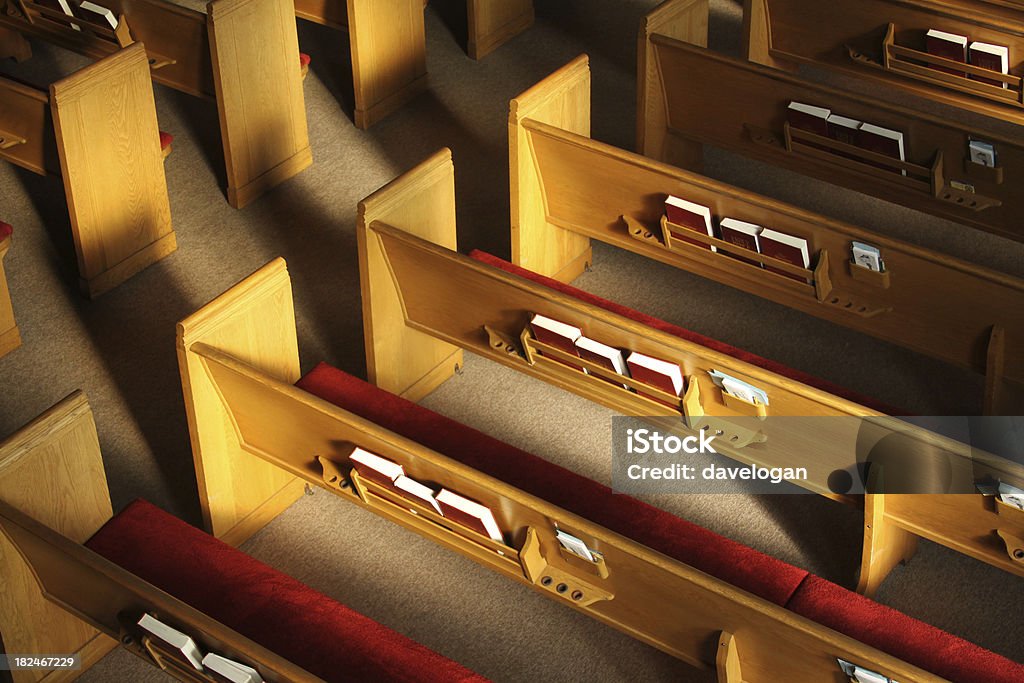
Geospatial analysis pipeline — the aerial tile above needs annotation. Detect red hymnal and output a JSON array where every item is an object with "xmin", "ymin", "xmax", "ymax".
[
  {"xmin": 529, "ymin": 313, "xmax": 584, "ymax": 371},
  {"xmin": 574, "ymin": 336, "xmax": 630, "ymax": 389},
  {"xmin": 626, "ymin": 352, "xmax": 684, "ymax": 407},
  {"xmin": 857, "ymin": 122, "xmax": 906, "ymax": 175},
  {"xmin": 969, "ymin": 41, "xmax": 1010, "ymax": 88},
  {"xmin": 758, "ymin": 228, "xmax": 811, "ymax": 281},
  {"xmin": 718, "ymin": 217, "xmax": 763, "ymax": 267},
  {"xmin": 786, "ymin": 102, "xmax": 831, "ymax": 137},
  {"xmin": 393, "ymin": 475, "xmax": 443, "ymax": 515},
  {"xmin": 435, "ymin": 489, "xmax": 504, "ymax": 543},
  {"xmin": 925, "ymin": 29, "xmax": 968, "ymax": 76},
  {"xmin": 349, "ymin": 448, "xmax": 404, "ymax": 489},
  {"xmin": 664, "ymin": 195, "xmax": 716, "ymax": 252}
]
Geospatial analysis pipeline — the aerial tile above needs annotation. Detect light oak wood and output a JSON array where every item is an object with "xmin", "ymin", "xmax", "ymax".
[
  {"xmin": 0, "ymin": 392, "xmax": 117, "ymax": 683},
  {"xmin": 1, "ymin": 0, "xmax": 311, "ymax": 206},
  {"xmin": 176, "ymin": 258, "xmax": 304, "ymax": 543},
  {"xmin": 716, "ymin": 632, "xmax": 746, "ymax": 683},
  {"xmin": 636, "ymin": 0, "xmax": 707, "ymax": 166},
  {"xmin": 467, "ymin": 0, "xmax": 533, "ymax": 59},
  {"xmin": 640, "ymin": 18, "xmax": 1024, "ymax": 243},
  {"xmin": 50, "ymin": 44, "xmax": 176, "ymax": 298},
  {"xmin": 357, "ymin": 147, "xmax": 462, "ymax": 401},
  {"xmin": 857, "ymin": 487, "xmax": 919, "ymax": 597},
  {"xmin": 0, "ymin": 232, "xmax": 20, "ymax": 359},
  {"xmin": 512, "ymin": 58, "xmax": 1024, "ymax": 397},
  {"xmin": 182, "ymin": 337, "xmax": 950, "ymax": 682},
  {"xmin": 745, "ymin": 0, "xmax": 1024, "ymax": 125},
  {"xmin": 509, "ymin": 54, "xmax": 592, "ymax": 281}
]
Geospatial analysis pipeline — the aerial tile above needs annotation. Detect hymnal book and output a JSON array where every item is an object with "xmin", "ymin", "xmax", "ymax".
[
  {"xmin": 825, "ymin": 114, "xmax": 862, "ymax": 158},
  {"xmin": 786, "ymin": 102, "xmax": 831, "ymax": 138},
  {"xmin": 393, "ymin": 475, "xmax": 443, "ymax": 515},
  {"xmin": 529, "ymin": 313, "xmax": 584, "ymax": 371},
  {"xmin": 626, "ymin": 352, "xmax": 684, "ymax": 406},
  {"xmin": 851, "ymin": 242, "xmax": 884, "ymax": 272},
  {"xmin": 968, "ymin": 41, "xmax": 1009, "ymax": 88},
  {"xmin": 718, "ymin": 217, "xmax": 763, "ymax": 267},
  {"xmin": 709, "ymin": 370, "xmax": 770, "ymax": 406},
  {"xmin": 837, "ymin": 659, "xmax": 889, "ymax": 683},
  {"xmin": 574, "ymin": 336, "xmax": 630, "ymax": 389},
  {"xmin": 758, "ymin": 228, "xmax": 811, "ymax": 281},
  {"xmin": 925, "ymin": 29, "xmax": 968, "ymax": 76},
  {"xmin": 349, "ymin": 448, "xmax": 404, "ymax": 489},
  {"xmin": 969, "ymin": 139, "xmax": 998, "ymax": 167},
  {"xmin": 435, "ymin": 489, "xmax": 504, "ymax": 542},
  {"xmin": 40, "ymin": 0, "xmax": 81, "ymax": 30},
  {"xmin": 137, "ymin": 614, "xmax": 204, "ymax": 671},
  {"xmin": 664, "ymin": 195, "xmax": 717, "ymax": 252},
  {"xmin": 857, "ymin": 122, "xmax": 906, "ymax": 175},
  {"xmin": 79, "ymin": 0, "xmax": 119, "ymax": 29},
  {"xmin": 556, "ymin": 529, "xmax": 596, "ymax": 562},
  {"xmin": 201, "ymin": 654, "xmax": 263, "ymax": 683}
]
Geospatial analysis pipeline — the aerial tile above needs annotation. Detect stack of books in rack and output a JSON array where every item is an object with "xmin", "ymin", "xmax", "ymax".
[
  {"xmin": 528, "ymin": 314, "xmax": 686, "ymax": 408},
  {"xmin": 349, "ymin": 447, "xmax": 506, "ymax": 544},
  {"xmin": 661, "ymin": 196, "xmax": 814, "ymax": 282},
  {"xmin": 137, "ymin": 614, "xmax": 265, "ymax": 683},
  {"xmin": 924, "ymin": 29, "xmax": 1010, "ymax": 88},
  {"xmin": 787, "ymin": 102, "xmax": 907, "ymax": 176}
]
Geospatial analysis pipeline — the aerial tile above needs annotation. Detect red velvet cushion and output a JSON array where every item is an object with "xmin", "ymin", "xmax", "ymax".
[
  {"xmin": 786, "ymin": 575, "xmax": 1024, "ymax": 683},
  {"xmin": 85, "ymin": 499, "xmax": 488, "ymax": 683},
  {"xmin": 159, "ymin": 131, "xmax": 173, "ymax": 150},
  {"xmin": 297, "ymin": 363, "xmax": 809, "ymax": 607},
  {"xmin": 0, "ymin": 222, "xmax": 11, "ymax": 241},
  {"xmin": 468, "ymin": 250, "xmax": 905, "ymax": 416},
  {"xmin": 299, "ymin": 52, "xmax": 311, "ymax": 68}
]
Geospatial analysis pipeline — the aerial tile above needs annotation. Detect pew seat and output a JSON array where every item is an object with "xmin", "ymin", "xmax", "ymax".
[
  {"xmin": 295, "ymin": 361, "xmax": 1023, "ymax": 683},
  {"xmin": 84, "ymin": 498, "xmax": 488, "ymax": 682}
]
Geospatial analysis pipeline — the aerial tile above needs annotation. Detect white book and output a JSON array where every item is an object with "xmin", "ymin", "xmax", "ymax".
[
  {"xmin": 556, "ymin": 529, "xmax": 595, "ymax": 562},
  {"xmin": 137, "ymin": 614, "xmax": 204, "ymax": 671},
  {"xmin": 826, "ymin": 114, "xmax": 862, "ymax": 142},
  {"xmin": 529, "ymin": 314, "xmax": 582, "ymax": 343},
  {"xmin": 201, "ymin": 654, "xmax": 263, "ymax": 683},
  {"xmin": 79, "ymin": 0, "xmax": 118, "ymax": 29},
  {"xmin": 574, "ymin": 336, "xmax": 629, "ymax": 389},
  {"xmin": 858, "ymin": 122, "xmax": 907, "ymax": 176},
  {"xmin": 435, "ymin": 489, "xmax": 503, "ymax": 542},
  {"xmin": 625, "ymin": 352, "xmax": 685, "ymax": 396},
  {"xmin": 926, "ymin": 29, "xmax": 968, "ymax": 48},
  {"xmin": 969, "ymin": 42, "xmax": 1010, "ymax": 89},
  {"xmin": 758, "ymin": 228, "xmax": 810, "ymax": 269},
  {"xmin": 393, "ymin": 475, "xmax": 443, "ymax": 515},
  {"xmin": 787, "ymin": 101, "xmax": 831, "ymax": 120},
  {"xmin": 349, "ymin": 448, "xmax": 404, "ymax": 485},
  {"xmin": 664, "ymin": 195, "xmax": 717, "ymax": 253}
]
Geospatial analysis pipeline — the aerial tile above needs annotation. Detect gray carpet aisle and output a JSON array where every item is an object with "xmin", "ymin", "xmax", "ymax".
[{"xmin": 1, "ymin": 1, "xmax": 1022, "ymax": 681}]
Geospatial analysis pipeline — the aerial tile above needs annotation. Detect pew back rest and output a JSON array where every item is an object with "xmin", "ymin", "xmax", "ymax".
[{"xmin": 0, "ymin": 77, "xmax": 55, "ymax": 175}]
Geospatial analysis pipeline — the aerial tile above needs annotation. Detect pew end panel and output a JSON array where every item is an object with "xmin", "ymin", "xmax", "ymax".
[
  {"xmin": 357, "ymin": 148, "xmax": 462, "ymax": 401},
  {"xmin": 207, "ymin": 0, "xmax": 312, "ymax": 209},
  {"xmin": 637, "ymin": 0, "xmax": 708, "ymax": 168},
  {"xmin": 49, "ymin": 43, "xmax": 177, "ymax": 298},
  {"xmin": 0, "ymin": 392, "xmax": 117, "ymax": 683},
  {"xmin": 509, "ymin": 53, "xmax": 592, "ymax": 281},
  {"xmin": 467, "ymin": 0, "xmax": 534, "ymax": 60},
  {"xmin": 176, "ymin": 258, "xmax": 304, "ymax": 544},
  {"xmin": 0, "ymin": 229, "xmax": 20, "ymax": 359},
  {"xmin": 346, "ymin": 0, "xmax": 428, "ymax": 129}
]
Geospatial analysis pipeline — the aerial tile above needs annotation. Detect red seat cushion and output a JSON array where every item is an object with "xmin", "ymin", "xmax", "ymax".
[
  {"xmin": 297, "ymin": 362, "xmax": 810, "ymax": 607},
  {"xmin": 85, "ymin": 499, "xmax": 488, "ymax": 683},
  {"xmin": 299, "ymin": 52, "xmax": 311, "ymax": 68},
  {"xmin": 159, "ymin": 131, "xmax": 173, "ymax": 150},
  {"xmin": 0, "ymin": 222, "xmax": 11, "ymax": 241},
  {"xmin": 786, "ymin": 575, "xmax": 1024, "ymax": 683},
  {"xmin": 468, "ymin": 250, "xmax": 905, "ymax": 416}
]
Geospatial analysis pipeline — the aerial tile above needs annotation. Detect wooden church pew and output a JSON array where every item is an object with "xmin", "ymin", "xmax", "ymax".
[
  {"xmin": 174, "ymin": 258, "xmax": 1023, "ymax": 682},
  {"xmin": 357, "ymin": 148, "xmax": 1024, "ymax": 595},
  {"xmin": 743, "ymin": 0, "xmax": 1024, "ymax": 126},
  {"xmin": 0, "ymin": 391, "xmax": 489, "ymax": 683},
  {"xmin": 466, "ymin": 0, "xmax": 534, "ymax": 60},
  {"xmin": 0, "ymin": 45, "xmax": 175, "ymax": 298},
  {"xmin": 0, "ymin": 222, "xmax": 18, "ymax": 358},
  {"xmin": 511, "ymin": 55, "xmax": 1024, "ymax": 416},
  {"xmin": 637, "ymin": 0, "xmax": 1024, "ymax": 245},
  {"xmin": 0, "ymin": 0, "xmax": 311, "ymax": 208}
]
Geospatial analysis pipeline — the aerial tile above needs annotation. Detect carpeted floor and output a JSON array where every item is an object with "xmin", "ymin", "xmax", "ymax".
[{"xmin": 1, "ymin": 1, "xmax": 1022, "ymax": 681}]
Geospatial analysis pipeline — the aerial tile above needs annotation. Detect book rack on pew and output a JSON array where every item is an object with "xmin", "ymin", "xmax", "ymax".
[
  {"xmin": 0, "ymin": 0, "xmax": 311, "ymax": 208},
  {"xmin": 356, "ymin": 148, "xmax": 1024, "ymax": 594},
  {"xmin": 743, "ymin": 0, "xmax": 1024, "ymax": 125},
  {"xmin": 637, "ymin": 3, "xmax": 1024, "ymax": 244},
  {"xmin": 174, "ymin": 258, "xmax": 1023, "ymax": 682},
  {"xmin": 511, "ymin": 55, "xmax": 1024, "ymax": 415},
  {"xmin": 0, "ymin": 46, "xmax": 175, "ymax": 298}
]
